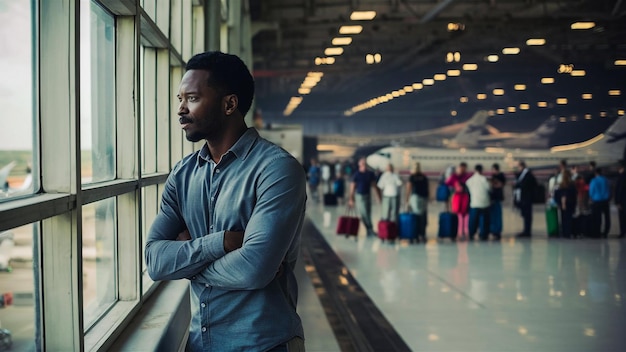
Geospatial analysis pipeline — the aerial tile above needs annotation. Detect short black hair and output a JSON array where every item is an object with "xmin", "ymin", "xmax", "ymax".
[
  {"xmin": 186, "ymin": 51, "xmax": 255, "ymax": 116},
  {"xmin": 475, "ymin": 164, "xmax": 483, "ymax": 172},
  {"xmin": 492, "ymin": 163, "xmax": 500, "ymax": 171},
  {"xmin": 589, "ymin": 161, "xmax": 597, "ymax": 168},
  {"xmin": 518, "ymin": 160, "xmax": 527, "ymax": 168},
  {"xmin": 460, "ymin": 162, "xmax": 468, "ymax": 168},
  {"xmin": 596, "ymin": 167, "xmax": 603, "ymax": 175}
]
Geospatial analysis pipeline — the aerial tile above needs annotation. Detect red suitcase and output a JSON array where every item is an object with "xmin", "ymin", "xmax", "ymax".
[
  {"xmin": 378, "ymin": 220, "xmax": 398, "ymax": 241},
  {"xmin": 336, "ymin": 208, "xmax": 360, "ymax": 238}
]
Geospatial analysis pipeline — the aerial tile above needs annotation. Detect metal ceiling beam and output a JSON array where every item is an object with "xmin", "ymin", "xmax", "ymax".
[{"xmin": 420, "ymin": 0, "xmax": 455, "ymax": 23}]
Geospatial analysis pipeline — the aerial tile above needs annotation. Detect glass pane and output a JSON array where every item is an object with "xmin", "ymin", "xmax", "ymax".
[
  {"xmin": 83, "ymin": 198, "xmax": 117, "ymax": 328},
  {"xmin": 0, "ymin": 223, "xmax": 40, "ymax": 351},
  {"xmin": 0, "ymin": 1, "xmax": 36, "ymax": 200},
  {"xmin": 80, "ymin": 0, "xmax": 116, "ymax": 184}
]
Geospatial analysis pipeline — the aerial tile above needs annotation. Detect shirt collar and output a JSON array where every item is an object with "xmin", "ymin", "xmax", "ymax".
[{"xmin": 196, "ymin": 127, "xmax": 259, "ymax": 165}]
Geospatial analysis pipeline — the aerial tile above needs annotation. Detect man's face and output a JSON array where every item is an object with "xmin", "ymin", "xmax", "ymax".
[
  {"xmin": 358, "ymin": 159, "xmax": 366, "ymax": 170},
  {"xmin": 177, "ymin": 70, "xmax": 226, "ymax": 142}
]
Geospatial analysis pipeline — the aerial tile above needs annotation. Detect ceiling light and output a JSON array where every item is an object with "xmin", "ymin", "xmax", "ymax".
[
  {"xmin": 502, "ymin": 47, "xmax": 520, "ymax": 55},
  {"xmin": 398, "ymin": 90, "xmax": 406, "ymax": 96},
  {"xmin": 447, "ymin": 69, "xmax": 461, "ymax": 76},
  {"xmin": 497, "ymin": 109, "xmax": 505, "ymax": 115},
  {"xmin": 374, "ymin": 53, "xmax": 382, "ymax": 63},
  {"xmin": 477, "ymin": 93, "xmax": 487, "ymax": 100},
  {"xmin": 385, "ymin": 93, "xmax": 393, "ymax": 99},
  {"xmin": 390, "ymin": 91, "xmax": 399, "ymax": 98},
  {"xmin": 541, "ymin": 77, "xmax": 555, "ymax": 84},
  {"xmin": 571, "ymin": 22, "xmax": 595, "ymax": 30},
  {"xmin": 582, "ymin": 93, "xmax": 592, "ymax": 99},
  {"xmin": 308, "ymin": 72, "xmax": 324, "ymax": 77},
  {"xmin": 493, "ymin": 88, "xmax": 505, "ymax": 96},
  {"xmin": 350, "ymin": 11, "xmax": 376, "ymax": 20},
  {"xmin": 618, "ymin": 110, "xmax": 625, "ymax": 116},
  {"xmin": 451, "ymin": 110, "xmax": 457, "ymax": 116},
  {"xmin": 585, "ymin": 114, "xmax": 592, "ymax": 119},
  {"xmin": 325, "ymin": 47, "xmax": 344, "ymax": 56},
  {"xmin": 412, "ymin": 83, "xmax": 423, "ymax": 90},
  {"xmin": 488, "ymin": 110, "xmax": 495, "ymax": 116},
  {"xmin": 600, "ymin": 111, "xmax": 607, "ymax": 117},
  {"xmin": 423, "ymin": 78, "xmax": 435, "ymax": 85},
  {"xmin": 526, "ymin": 38, "xmax": 546, "ymax": 46},
  {"xmin": 447, "ymin": 23, "xmax": 465, "ymax": 31},
  {"xmin": 571, "ymin": 70, "xmax": 586, "ymax": 76},
  {"xmin": 462, "ymin": 63, "xmax": 478, "ymax": 71},
  {"xmin": 609, "ymin": 90, "xmax": 621, "ymax": 96},
  {"xmin": 339, "ymin": 25, "xmax": 363, "ymax": 34},
  {"xmin": 520, "ymin": 103, "xmax": 530, "ymax": 110},
  {"xmin": 315, "ymin": 57, "xmax": 322, "ymax": 65},
  {"xmin": 454, "ymin": 52, "xmax": 461, "ymax": 62},
  {"xmin": 571, "ymin": 115, "xmax": 578, "ymax": 121},
  {"xmin": 514, "ymin": 84, "xmax": 526, "ymax": 91},
  {"xmin": 298, "ymin": 87, "xmax": 311, "ymax": 95},
  {"xmin": 404, "ymin": 86, "xmax": 414, "ymax": 92},
  {"xmin": 538, "ymin": 101, "xmax": 548, "ymax": 107},
  {"xmin": 558, "ymin": 64, "xmax": 574, "ymax": 74},
  {"xmin": 460, "ymin": 96, "xmax": 469, "ymax": 103},
  {"xmin": 487, "ymin": 55, "xmax": 499, "ymax": 62},
  {"xmin": 332, "ymin": 37, "xmax": 352, "ymax": 45},
  {"xmin": 508, "ymin": 106, "xmax": 516, "ymax": 113},
  {"xmin": 557, "ymin": 98, "xmax": 568, "ymax": 105},
  {"xmin": 434, "ymin": 74, "xmax": 447, "ymax": 81},
  {"xmin": 365, "ymin": 54, "xmax": 374, "ymax": 64},
  {"xmin": 615, "ymin": 60, "xmax": 626, "ymax": 66},
  {"xmin": 559, "ymin": 117, "xmax": 567, "ymax": 122}
]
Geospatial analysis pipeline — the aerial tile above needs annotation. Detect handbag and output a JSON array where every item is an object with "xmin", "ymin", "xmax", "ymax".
[{"xmin": 336, "ymin": 207, "xmax": 360, "ymax": 238}]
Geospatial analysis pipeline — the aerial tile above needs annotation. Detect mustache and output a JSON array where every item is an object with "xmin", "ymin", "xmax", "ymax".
[{"xmin": 179, "ymin": 116, "xmax": 193, "ymax": 124}]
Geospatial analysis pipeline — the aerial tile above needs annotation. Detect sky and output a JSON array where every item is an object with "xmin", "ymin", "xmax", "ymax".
[{"xmin": 0, "ymin": 0, "xmax": 94, "ymax": 151}]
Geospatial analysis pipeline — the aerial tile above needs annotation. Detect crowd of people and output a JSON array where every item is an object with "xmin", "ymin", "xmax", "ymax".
[{"xmin": 307, "ymin": 156, "xmax": 626, "ymax": 241}]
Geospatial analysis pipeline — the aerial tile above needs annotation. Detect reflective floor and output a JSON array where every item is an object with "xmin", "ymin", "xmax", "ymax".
[{"xmin": 298, "ymin": 197, "xmax": 626, "ymax": 351}]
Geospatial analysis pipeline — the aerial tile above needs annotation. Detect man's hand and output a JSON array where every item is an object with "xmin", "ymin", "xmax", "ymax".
[
  {"xmin": 348, "ymin": 198, "xmax": 355, "ymax": 207},
  {"xmin": 176, "ymin": 229, "xmax": 191, "ymax": 241},
  {"xmin": 224, "ymin": 231, "xmax": 245, "ymax": 253}
]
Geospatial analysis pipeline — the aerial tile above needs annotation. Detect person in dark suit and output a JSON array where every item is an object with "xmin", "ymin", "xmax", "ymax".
[
  {"xmin": 514, "ymin": 160, "xmax": 537, "ymax": 237},
  {"xmin": 615, "ymin": 160, "xmax": 626, "ymax": 238}
]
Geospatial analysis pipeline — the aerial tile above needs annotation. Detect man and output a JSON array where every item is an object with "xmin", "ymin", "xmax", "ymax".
[
  {"xmin": 377, "ymin": 163, "xmax": 403, "ymax": 222},
  {"xmin": 145, "ymin": 52, "xmax": 306, "ymax": 351},
  {"xmin": 349, "ymin": 157, "xmax": 381, "ymax": 237},
  {"xmin": 489, "ymin": 163, "xmax": 506, "ymax": 240},
  {"xmin": 615, "ymin": 161, "xmax": 626, "ymax": 238},
  {"xmin": 466, "ymin": 164, "xmax": 491, "ymax": 241},
  {"xmin": 514, "ymin": 160, "xmax": 536, "ymax": 237},
  {"xmin": 589, "ymin": 167, "xmax": 611, "ymax": 238},
  {"xmin": 308, "ymin": 158, "xmax": 321, "ymax": 201}
]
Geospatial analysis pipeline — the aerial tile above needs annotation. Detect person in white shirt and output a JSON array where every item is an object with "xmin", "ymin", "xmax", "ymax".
[
  {"xmin": 377, "ymin": 163, "xmax": 403, "ymax": 222},
  {"xmin": 466, "ymin": 164, "xmax": 492, "ymax": 241}
]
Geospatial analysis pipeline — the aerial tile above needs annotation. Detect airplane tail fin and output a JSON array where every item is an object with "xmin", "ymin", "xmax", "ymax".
[
  {"xmin": 534, "ymin": 117, "xmax": 558, "ymax": 138},
  {"xmin": 0, "ymin": 161, "xmax": 16, "ymax": 186},
  {"xmin": 451, "ymin": 110, "xmax": 489, "ymax": 146}
]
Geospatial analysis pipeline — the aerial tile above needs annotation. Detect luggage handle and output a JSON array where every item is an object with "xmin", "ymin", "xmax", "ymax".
[{"xmin": 344, "ymin": 205, "xmax": 357, "ymax": 217}]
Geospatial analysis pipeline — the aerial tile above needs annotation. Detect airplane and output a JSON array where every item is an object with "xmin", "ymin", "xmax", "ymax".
[
  {"xmin": 445, "ymin": 117, "xmax": 557, "ymax": 149},
  {"xmin": 366, "ymin": 116, "xmax": 626, "ymax": 174},
  {"xmin": 0, "ymin": 161, "xmax": 32, "ymax": 196},
  {"xmin": 0, "ymin": 162, "xmax": 16, "ymax": 192}
]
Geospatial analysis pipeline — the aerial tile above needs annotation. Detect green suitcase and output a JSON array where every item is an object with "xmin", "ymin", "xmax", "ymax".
[{"xmin": 545, "ymin": 206, "xmax": 559, "ymax": 237}]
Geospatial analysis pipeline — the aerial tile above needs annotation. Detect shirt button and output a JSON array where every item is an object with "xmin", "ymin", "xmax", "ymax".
[
  {"xmin": 201, "ymin": 327, "xmax": 207, "ymax": 333},
  {"xmin": 191, "ymin": 276, "xmax": 197, "ymax": 280},
  {"xmin": 201, "ymin": 303, "xmax": 206, "ymax": 308},
  {"xmin": 210, "ymin": 196, "xmax": 215, "ymax": 201},
  {"xmin": 205, "ymin": 283, "xmax": 209, "ymax": 288},
  {"xmin": 216, "ymin": 169, "xmax": 220, "ymax": 173}
]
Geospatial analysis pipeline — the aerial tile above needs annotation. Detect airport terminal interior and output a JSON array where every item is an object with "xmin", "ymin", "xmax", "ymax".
[{"xmin": 0, "ymin": 0, "xmax": 625, "ymax": 351}]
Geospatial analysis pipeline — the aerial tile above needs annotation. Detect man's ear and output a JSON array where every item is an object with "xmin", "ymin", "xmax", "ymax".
[{"xmin": 223, "ymin": 94, "xmax": 238, "ymax": 116}]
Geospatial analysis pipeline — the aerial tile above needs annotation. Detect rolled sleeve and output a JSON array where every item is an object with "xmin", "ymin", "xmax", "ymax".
[{"xmin": 194, "ymin": 156, "xmax": 306, "ymax": 290}]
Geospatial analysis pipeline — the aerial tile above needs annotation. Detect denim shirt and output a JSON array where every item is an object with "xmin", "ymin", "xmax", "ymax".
[{"xmin": 145, "ymin": 128, "xmax": 306, "ymax": 351}]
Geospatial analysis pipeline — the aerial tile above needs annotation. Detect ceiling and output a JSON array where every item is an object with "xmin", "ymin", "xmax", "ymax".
[{"xmin": 250, "ymin": 0, "xmax": 626, "ymax": 137}]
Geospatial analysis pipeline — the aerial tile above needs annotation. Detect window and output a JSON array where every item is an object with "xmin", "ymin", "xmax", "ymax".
[
  {"xmin": 0, "ymin": 223, "xmax": 39, "ymax": 351},
  {"xmin": 82, "ymin": 198, "xmax": 117, "ymax": 328},
  {"xmin": 0, "ymin": 1, "xmax": 36, "ymax": 200},
  {"xmin": 80, "ymin": 0, "xmax": 116, "ymax": 184}
]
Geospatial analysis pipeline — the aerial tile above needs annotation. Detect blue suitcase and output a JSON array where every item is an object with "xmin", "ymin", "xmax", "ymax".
[
  {"xmin": 398, "ymin": 212, "xmax": 419, "ymax": 241},
  {"xmin": 438, "ymin": 212, "xmax": 458, "ymax": 239}
]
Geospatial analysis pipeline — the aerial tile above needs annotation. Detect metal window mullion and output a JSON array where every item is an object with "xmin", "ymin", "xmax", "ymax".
[
  {"xmin": 170, "ymin": 66, "xmax": 184, "ymax": 165},
  {"xmin": 170, "ymin": 0, "xmax": 182, "ymax": 55},
  {"xmin": 39, "ymin": 0, "xmax": 84, "ymax": 349},
  {"xmin": 155, "ymin": 0, "xmax": 170, "ymax": 38},
  {"xmin": 181, "ymin": 0, "xmax": 193, "ymax": 60},
  {"xmin": 143, "ymin": 48, "xmax": 157, "ymax": 174},
  {"xmin": 192, "ymin": 3, "xmax": 205, "ymax": 54},
  {"xmin": 156, "ymin": 48, "xmax": 171, "ymax": 172}
]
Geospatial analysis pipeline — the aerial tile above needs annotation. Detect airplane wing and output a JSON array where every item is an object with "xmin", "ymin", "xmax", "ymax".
[{"xmin": 0, "ymin": 161, "xmax": 16, "ymax": 190}]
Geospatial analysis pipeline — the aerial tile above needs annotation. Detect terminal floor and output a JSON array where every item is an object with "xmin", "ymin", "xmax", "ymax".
[{"xmin": 297, "ymin": 199, "xmax": 626, "ymax": 351}]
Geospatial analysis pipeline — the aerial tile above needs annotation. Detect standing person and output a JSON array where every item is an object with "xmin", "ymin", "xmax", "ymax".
[
  {"xmin": 514, "ymin": 160, "xmax": 537, "ymax": 238},
  {"xmin": 145, "ymin": 51, "xmax": 306, "ymax": 351},
  {"xmin": 349, "ymin": 157, "xmax": 382, "ymax": 237},
  {"xmin": 377, "ymin": 163, "xmax": 403, "ymax": 222},
  {"xmin": 445, "ymin": 162, "xmax": 471, "ymax": 240},
  {"xmin": 589, "ymin": 167, "xmax": 611, "ymax": 238},
  {"xmin": 321, "ymin": 162, "xmax": 331, "ymax": 193},
  {"xmin": 554, "ymin": 170, "xmax": 577, "ymax": 239},
  {"xmin": 615, "ymin": 160, "xmax": 626, "ymax": 238},
  {"xmin": 406, "ymin": 162, "xmax": 429, "ymax": 241},
  {"xmin": 490, "ymin": 163, "xmax": 506, "ymax": 240},
  {"xmin": 308, "ymin": 158, "xmax": 321, "ymax": 201},
  {"xmin": 466, "ymin": 164, "xmax": 491, "ymax": 241},
  {"xmin": 333, "ymin": 172, "xmax": 346, "ymax": 205}
]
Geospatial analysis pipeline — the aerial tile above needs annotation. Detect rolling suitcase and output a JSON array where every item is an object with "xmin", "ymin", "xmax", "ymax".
[
  {"xmin": 378, "ymin": 220, "xmax": 398, "ymax": 242},
  {"xmin": 398, "ymin": 212, "xmax": 419, "ymax": 241},
  {"xmin": 323, "ymin": 193, "xmax": 338, "ymax": 206},
  {"xmin": 546, "ymin": 206, "xmax": 559, "ymax": 237},
  {"xmin": 438, "ymin": 212, "xmax": 458, "ymax": 239}
]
